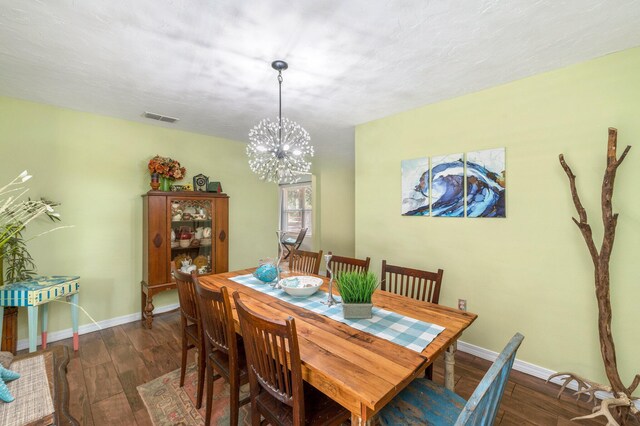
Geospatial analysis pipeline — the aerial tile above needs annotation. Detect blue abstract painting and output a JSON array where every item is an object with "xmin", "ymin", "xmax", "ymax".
[
  {"xmin": 466, "ymin": 148, "xmax": 506, "ymax": 218},
  {"xmin": 401, "ymin": 157, "xmax": 430, "ymax": 216},
  {"xmin": 430, "ymin": 154, "xmax": 464, "ymax": 217}
]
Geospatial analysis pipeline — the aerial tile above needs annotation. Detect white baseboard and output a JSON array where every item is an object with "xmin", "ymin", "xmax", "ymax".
[
  {"xmin": 19, "ymin": 308, "xmax": 636, "ymax": 408},
  {"xmin": 458, "ymin": 340, "xmax": 640, "ymax": 408},
  {"xmin": 16, "ymin": 303, "xmax": 179, "ymax": 351}
]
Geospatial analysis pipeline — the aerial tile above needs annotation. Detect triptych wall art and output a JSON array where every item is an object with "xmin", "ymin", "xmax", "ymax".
[{"xmin": 401, "ymin": 148, "xmax": 505, "ymax": 218}]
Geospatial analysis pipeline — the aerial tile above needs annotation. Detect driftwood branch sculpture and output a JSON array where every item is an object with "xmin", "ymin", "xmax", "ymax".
[{"xmin": 554, "ymin": 128, "xmax": 638, "ymax": 425}]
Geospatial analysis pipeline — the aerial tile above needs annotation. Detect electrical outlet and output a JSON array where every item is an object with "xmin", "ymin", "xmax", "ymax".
[{"xmin": 458, "ymin": 299, "xmax": 467, "ymax": 311}]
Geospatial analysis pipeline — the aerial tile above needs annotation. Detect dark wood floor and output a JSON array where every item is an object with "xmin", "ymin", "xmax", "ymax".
[{"xmin": 37, "ymin": 310, "xmax": 604, "ymax": 425}]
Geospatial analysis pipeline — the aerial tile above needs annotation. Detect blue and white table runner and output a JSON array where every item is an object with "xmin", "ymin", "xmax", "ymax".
[{"xmin": 229, "ymin": 274, "xmax": 445, "ymax": 353}]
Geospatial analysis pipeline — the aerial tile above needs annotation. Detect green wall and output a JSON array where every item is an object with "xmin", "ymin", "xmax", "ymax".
[
  {"xmin": 312, "ymin": 152, "xmax": 355, "ymax": 257},
  {"xmin": 0, "ymin": 96, "xmax": 280, "ymax": 339},
  {"xmin": 355, "ymin": 47, "xmax": 640, "ymax": 385}
]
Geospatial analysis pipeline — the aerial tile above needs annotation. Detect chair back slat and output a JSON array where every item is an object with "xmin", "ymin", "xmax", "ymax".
[
  {"xmin": 194, "ymin": 282, "xmax": 237, "ymax": 357},
  {"xmin": 233, "ymin": 292, "xmax": 304, "ymax": 419},
  {"xmin": 327, "ymin": 254, "xmax": 371, "ymax": 277},
  {"xmin": 455, "ymin": 333, "xmax": 524, "ymax": 425},
  {"xmin": 290, "ymin": 249, "xmax": 323, "ymax": 275},
  {"xmin": 174, "ymin": 269, "xmax": 200, "ymax": 324},
  {"xmin": 381, "ymin": 260, "xmax": 444, "ymax": 304},
  {"xmin": 293, "ymin": 228, "xmax": 308, "ymax": 245}
]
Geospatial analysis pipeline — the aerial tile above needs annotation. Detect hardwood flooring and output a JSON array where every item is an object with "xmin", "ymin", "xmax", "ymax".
[{"xmin": 34, "ymin": 310, "xmax": 603, "ymax": 425}]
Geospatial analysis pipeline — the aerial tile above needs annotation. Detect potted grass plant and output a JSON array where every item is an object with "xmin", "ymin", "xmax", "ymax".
[{"xmin": 335, "ymin": 271, "xmax": 378, "ymax": 319}]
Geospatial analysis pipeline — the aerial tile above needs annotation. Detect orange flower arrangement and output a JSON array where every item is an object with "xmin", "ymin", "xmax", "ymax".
[{"xmin": 148, "ymin": 155, "xmax": 186, "ymax": 180}]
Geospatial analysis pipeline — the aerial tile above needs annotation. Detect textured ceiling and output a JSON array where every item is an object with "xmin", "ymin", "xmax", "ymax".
[{"xmin": 1, "ymin": 0, "xmax": 640, "ymax": 152}]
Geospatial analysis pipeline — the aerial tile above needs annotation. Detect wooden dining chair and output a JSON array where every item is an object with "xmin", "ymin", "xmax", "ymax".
[
  {"xmin": 381, "ymin": 260, "xmax": 444, "ymax": 380},
  {"xmin": 232, "ymin": 292, "xmax": 351, "ymax": 426},
  {"xmin": 174, "ymin": 269, "xmax": 206, "ymax": 409},
  {"xmin": 289, "ymin": 248, "xmax": 323, "ymax": 275},
  {"xmin": 380, "ymin": 260, "xmax": 444, "ymax": 304},
  {"xmin": 195, "ymin": 281, "xmax": 249, "ymax": 426},
  {"xmin": 326, "ymin": 252, "xmax": 371, "ymax": 277},
  {"xmin": 281, "ymin": 228, "xmax": 308, "ymax": 259},
  {"xmin": 378, "ymin": 333, "xmax": 524, "ymax": 426}
]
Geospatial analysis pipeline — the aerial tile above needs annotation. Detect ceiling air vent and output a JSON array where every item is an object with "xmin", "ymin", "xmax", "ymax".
[{"xmin": 143, "ymin": 111, "xmax": 179, "ymax": 123}]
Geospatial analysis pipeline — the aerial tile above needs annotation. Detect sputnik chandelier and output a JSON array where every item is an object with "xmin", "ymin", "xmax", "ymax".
[{"xmin": 247, "ymin": 60, "xmax": 314, "ymax": 184}]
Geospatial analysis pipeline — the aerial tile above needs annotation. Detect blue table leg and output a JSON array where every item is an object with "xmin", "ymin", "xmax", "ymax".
[
  {"xmin": 70, "ymin": 293, "xmax": 79, "ymax": 351},
  {"xmin": 27, "ymin": 306, "xmax": 38, "ymax": 353},
  {"xmin": 41, "ymin": 303, "xmax": 49, "ymax": 349},
  {"xmin": 0, "ymin": 307, "xmax": 4, "ymax": 349}
]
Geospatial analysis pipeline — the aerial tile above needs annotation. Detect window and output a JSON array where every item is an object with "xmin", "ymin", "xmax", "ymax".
[{"xmin": 281, "ymin": 183, "xmax": 312, "ymax": 236}]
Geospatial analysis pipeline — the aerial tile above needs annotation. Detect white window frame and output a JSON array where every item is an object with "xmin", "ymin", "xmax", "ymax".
[{"xmin": 280, "ymin": 182, "xmax": 312, "ymax": 236}]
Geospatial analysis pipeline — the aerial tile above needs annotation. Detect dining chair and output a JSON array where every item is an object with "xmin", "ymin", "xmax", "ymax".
[
  {"xmin": 325, "ymin": 252, "xmax": 371, "ymax": 277},
  {"xmin": 174, "ymin": 269, "xmax": 206, "ymax": 409},
  {"xmin": 381, "ymin": 260, "xmax": 444, "ymax": 380},
  {"xmin": 195, "ymin": 281, "xmax": 249, "ymax": 426},
  {"xmin": 281, "ymin": 228, "xmax": 308, "ymax": 259},
  {"xmin": 378, "ymin": 333, "xmax": 524, "ymax": 426},
  {"xmin": 289, "ymin": 248, "xmax": 323, "ymax": 275},
  {"xmin": 232, "ymin": 292, "xmax": 351, "ymax": 426},
  {"xmin": 380, "ymin": 260, "xmax": 444, "ymax": 304}
]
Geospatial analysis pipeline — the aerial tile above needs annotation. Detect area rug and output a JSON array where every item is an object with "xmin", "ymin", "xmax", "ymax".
[
  {"xmin": 137, "ymin": 363, "xmax": 251, "ymax": 426},
  {"xmin": 0, "ymin": 354, "xmax": 55, "ymax": 426}
]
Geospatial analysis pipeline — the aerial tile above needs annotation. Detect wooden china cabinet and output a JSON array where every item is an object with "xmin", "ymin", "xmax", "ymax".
[{"xmin": 141, "ymin": 191, "xmax": 229, "ymax": 328}]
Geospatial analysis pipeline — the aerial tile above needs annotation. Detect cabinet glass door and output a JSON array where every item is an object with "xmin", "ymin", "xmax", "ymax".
[{"xmin": 169, "ymin": 197, "xmax": 215, "ymax": 275}]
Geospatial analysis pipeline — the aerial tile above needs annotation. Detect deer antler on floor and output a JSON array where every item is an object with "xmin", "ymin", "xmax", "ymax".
[
  {"xmin": 572, "ymin": 393, "xmax": 634, "ymax": 426},
  {"xmin": 547, "ymin": 372, "xmax": 612, "ymax": 404}
]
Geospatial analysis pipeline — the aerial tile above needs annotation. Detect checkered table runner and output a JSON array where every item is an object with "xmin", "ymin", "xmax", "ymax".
[{"xmin": 229, "ymin": 274, "xmax": 445, "ymax": 353}]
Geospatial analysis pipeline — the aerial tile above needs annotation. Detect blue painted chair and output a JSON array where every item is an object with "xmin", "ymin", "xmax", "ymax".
[{"xmin": 379, "ymin": 333, "xmax": 524, "ymax": 426}]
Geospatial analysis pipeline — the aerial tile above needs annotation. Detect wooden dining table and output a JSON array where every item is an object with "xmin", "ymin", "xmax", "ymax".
[{"xmin": 199, "ymin": 269, "xmax": 477, "ymax": 425}]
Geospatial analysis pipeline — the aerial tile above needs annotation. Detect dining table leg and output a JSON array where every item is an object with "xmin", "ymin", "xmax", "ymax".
[
  {"xmin": 351, "ymin": 405, "xmax": 375, "ymax": 425},
  {"xmin": 444, "ymin": 341, "xmax": 457, "ymax": 390}
]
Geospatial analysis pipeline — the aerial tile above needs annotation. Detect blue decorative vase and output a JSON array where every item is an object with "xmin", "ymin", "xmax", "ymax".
[{"xmin": 254, "ymin": 261, "xmax": 278, "ymax": 283}]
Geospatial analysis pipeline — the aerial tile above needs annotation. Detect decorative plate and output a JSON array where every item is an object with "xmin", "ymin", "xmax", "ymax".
[
  {"xmin": 173, "ymin": 254, "xmax": 189, "ymax": 270},
  {"xmin": 193, "ymin": 255, "xmax": 208, "ymax": 270}
]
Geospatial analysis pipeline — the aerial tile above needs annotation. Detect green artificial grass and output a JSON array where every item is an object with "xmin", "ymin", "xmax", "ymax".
[{"xmin": 335, "ymin": 271, "xmax": 378, "ymax": 304}]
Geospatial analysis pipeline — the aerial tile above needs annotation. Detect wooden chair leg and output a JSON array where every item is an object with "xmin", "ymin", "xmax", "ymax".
[
  {"xmin": 230, "ymin": 375, "xmax": 240, "ymax": 426},
  {"xmin": 251, "ymin": 406, "xmax": 261, "ymax": 426},
  {"xmin": 250, "ymin": 388, "xmax": 261, "ymax": 426},
  {"xmin": 204, "ymin": 359, "xmax": 214, "ymax": 426},
  {"xmin": 180, "ymin": 333, "xmax": 188, "ymax": 387},
  {"xmin": 283, "ymin": 244, "xmax": 292, "ymax": 259},
  {"xmin": 196, "ymin": 346, "xmax": 206, "ymax": 409}
]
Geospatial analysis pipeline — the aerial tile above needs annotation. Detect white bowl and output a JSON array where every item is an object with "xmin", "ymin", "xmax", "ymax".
[{"xmin": 279, "ymin": 276, "xmax": 323, "ymax": 297}]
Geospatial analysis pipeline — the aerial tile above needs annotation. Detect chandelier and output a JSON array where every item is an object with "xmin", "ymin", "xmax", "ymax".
[{"xmin": 247, "ymin": 60, "xmax": 314, "ymax": 184}]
